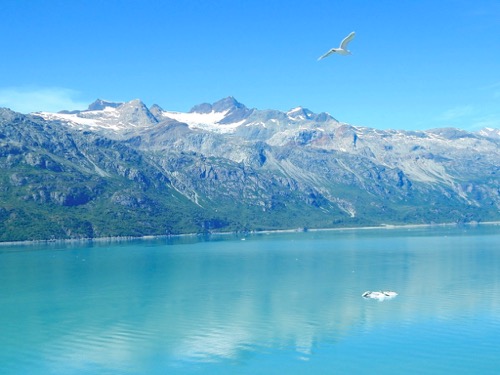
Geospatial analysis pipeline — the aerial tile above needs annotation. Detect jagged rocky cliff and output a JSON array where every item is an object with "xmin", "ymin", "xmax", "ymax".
[{"xmin": 0, "ymin": 97, "xmax": 498, "ymax": 241}]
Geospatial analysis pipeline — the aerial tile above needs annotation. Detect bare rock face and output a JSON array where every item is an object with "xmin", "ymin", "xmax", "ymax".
[{"xmin": 115, "ymin": 99, "xmax": 158, "ymax": 128}]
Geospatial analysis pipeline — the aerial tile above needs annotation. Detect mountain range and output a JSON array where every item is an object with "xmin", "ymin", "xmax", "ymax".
[{"xmin": 1, "ymin": 97, "xmax": 499, "ymax": 242}]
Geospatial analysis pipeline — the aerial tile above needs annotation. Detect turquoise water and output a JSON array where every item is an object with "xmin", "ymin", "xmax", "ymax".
[{"xmin": 1, "ymin": 225, "xmax": 500, "ymax": 374}]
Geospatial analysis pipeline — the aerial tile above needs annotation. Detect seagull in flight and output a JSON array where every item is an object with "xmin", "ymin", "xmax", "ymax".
[{"xmin": 318, "ymin": 31, "xmax": 356, "ymax": 60}]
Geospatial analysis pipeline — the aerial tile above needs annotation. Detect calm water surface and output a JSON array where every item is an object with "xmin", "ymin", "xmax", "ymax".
[{"xmin": 1, "ymin": 225, "xmax": 500, "ymax": 374}]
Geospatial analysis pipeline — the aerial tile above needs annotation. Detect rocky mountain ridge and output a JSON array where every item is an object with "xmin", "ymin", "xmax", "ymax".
[{"xmin": 0, "ymin": 97, "xmax": 498, "ymax": 241}]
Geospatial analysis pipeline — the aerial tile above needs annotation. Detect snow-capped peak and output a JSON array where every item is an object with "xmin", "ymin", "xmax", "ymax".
[
  {"xmin": 157, "ymin": 96, "xmax": 251, "ymax": 132},
  {"xmin": 86, "ymin": 99, "xmax": 123, "ymax": 111},
  {"xmin": 32, "ymin": 97, "xmax": 340, "ymax": 135},
  {"xmin": 35, "ymin": 99, "xmax": 157, "ymax": 132},
  {"xmin": 158, "ymin": 109, "xmax": 246, "ymax": 134},
  {"xmin": 287, "ymin": 107, "xmax": 314, "ymax": 120},
  {"xmin": 190, "ymin": 96, "xmax": 246, "ymax": 114},
  {"xmin": 477, "ymin": 127, "xmax": 500, "ymax": 139}
]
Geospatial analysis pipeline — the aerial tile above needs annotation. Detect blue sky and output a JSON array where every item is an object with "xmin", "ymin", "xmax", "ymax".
[{"xmin": 0, "ymin": 0, "xmax": 499, "ymax": 130}]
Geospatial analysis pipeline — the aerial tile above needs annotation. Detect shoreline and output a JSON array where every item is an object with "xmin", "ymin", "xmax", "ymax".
[{"xmin": 1, "ymin": 221, "xmax": 499, "ymax": 247}]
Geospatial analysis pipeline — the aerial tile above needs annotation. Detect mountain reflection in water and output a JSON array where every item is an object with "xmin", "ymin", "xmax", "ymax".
[{"xmin": 1, "ymin": 226, "xmax": 499, "ymax": 374}]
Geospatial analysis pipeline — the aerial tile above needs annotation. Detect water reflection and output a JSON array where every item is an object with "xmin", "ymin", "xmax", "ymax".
[{"xmin": 1, "ymin": 226, "xmax": 499, "ymax": 373}]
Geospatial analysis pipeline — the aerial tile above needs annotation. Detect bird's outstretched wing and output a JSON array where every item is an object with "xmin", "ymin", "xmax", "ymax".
[
  {"xmin": 318, "ymin": 49, "xmax": 335, "ymax": 60},
  {"xmin": 339, "ymin": 31, "xmax": 355, "ymax": 49},
  {"xmin": 318, "ymin": 31, "xmax": 355, "ymax": 61}
]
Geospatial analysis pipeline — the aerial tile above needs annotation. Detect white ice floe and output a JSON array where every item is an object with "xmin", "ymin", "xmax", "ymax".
[{"xmin": 362, "ymin": 291, "xmax": 398, "ymax": 301}]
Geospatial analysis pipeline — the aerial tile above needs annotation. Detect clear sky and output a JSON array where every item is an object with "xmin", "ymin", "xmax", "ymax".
[{"xmin": 1, "ymin": 0, "xmax": 499, "ymax": 130}]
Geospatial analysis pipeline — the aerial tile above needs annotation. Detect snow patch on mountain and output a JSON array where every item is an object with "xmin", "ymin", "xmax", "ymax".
[
  {"xmin": 36, "ymin": 107, "xmax": 141, "ymax": 131},
  {"xmin": 35, "ymin": 100, "xmax": 158, "ymax": 131},
  {"xmin": 159, "ymin": 110, "xmax": 246, "ymax": 134},
  {"xmin": 287, "ymin": 107, "xmax": 313, "ymax": 121},
  {"xmin": 36, "ymin": 110, "xmax": 113, "ymax": 130},
  {"xmin": 477, "ymin": 127, "xmax": 500, "ymax": 139}
]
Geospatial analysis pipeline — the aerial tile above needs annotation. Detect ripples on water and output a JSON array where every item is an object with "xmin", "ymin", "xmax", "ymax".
[{"xmin": 1, "ymin": 225, "xmax": 499, "ymax": 374}]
